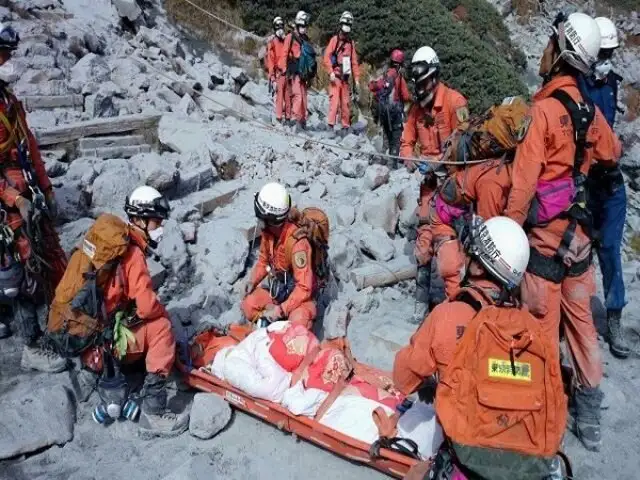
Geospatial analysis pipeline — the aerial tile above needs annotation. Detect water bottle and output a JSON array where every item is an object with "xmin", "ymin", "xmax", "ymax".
[
  {"xmin": 92, "ymin": 404, "xmax": 110, "ymax": 425},
  {"xmin": 123, "ymin": 397, "xmax": 141, "ymax": 422}
]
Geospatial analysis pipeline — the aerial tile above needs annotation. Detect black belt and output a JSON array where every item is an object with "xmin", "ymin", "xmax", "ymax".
[{"xmin": 527, "ymin": 247, "xmax": 591, "ymax": 284}]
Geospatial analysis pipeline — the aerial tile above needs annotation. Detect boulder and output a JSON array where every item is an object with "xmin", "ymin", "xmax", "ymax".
[
  {"xmin": 308, "ymin": 181, "xmax": 327, "ymax": 199},
  {"xmin": 156, "ymin": 86, "xmax": 182, "ymax": 106},
  {"xmin": 360, "ymin": 227, "xmax": 396, "ymax": 261},
  {"xmin": 69, "ymin": 53, "xmax": 110, "ymax": 92},
  {"xmin": 54, "ymin": 184, "xmax": 91, "ymax": 225},
  {"xmin": 329, "ymin": 231, "xmax": 362, "ymax": 281},
  {"xmin": 340, "ymin": 159, "xmax": 368, "ymax": 178},
  {"xmin": 0, "ymin": 385, "xmax": 75, "ymax": 460},
  {"xmin": 137, "ymin": 26, "xmax": 184, "ymax": 59},
  {"xmin": 239, "ymin": 81, "xmax": 270, "ymax": 106},
  {"xmin": 91, "ymin": 159, "xmax": 142, "ymax": 216},
  {"xmin": 364, "ymin": 165, "xmax": 390, "ymax": 190},
  {"xmin": 83, "ymin": 32, "xmax": 106, "ymax": 55},
  {"xmin": 45, "ymin": 158, "xmax": 68, "ymax": 178},
  {"xmin": 189, "ymin": 393, "xmax": 232, "ymax": 440},
  {"xmin": 180, "ymin": 222, "xmax": 197, "ymax": 243},
  {"xmin": 323, "ymin": 299, "xmax": 352, "ymax": 340},
  {"xmin": 113, "ymin": 0, "xmax": 142, "ymax": 22},
  {"xmin": 352, "ymin": 286, "xmax": 379, "ymax": 314},
  {"xmin": 177, "ymin": 94, "xmax": 199, "ymax": 118},
  {"xmin": 336, "ymin": 205, "xmax": 355, "ymax": 227},
  {"xmin": 362, "ymin": 192, "xmax": 400, "ymax": 235},
  {"xmin": 85, "ymin": 93, "xmax": 117, "ymax": 118},
  {"xmin": 193, "ymin": 221, "xmax": 248, "ymax": 286},
  {"xmin": 134, "ymin": 152, "xmax": 178, "ymax": 193},
  {"xmin": 156, "ymin": 219, "xmax": 189, "ymax": 273}
]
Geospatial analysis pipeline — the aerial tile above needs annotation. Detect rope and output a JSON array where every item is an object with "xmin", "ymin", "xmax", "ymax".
[
  {"xmin": 178, "ymin": 0, "xmax": 264, "ymax": 41},
  {"xmin": 43, "ymin": 7, "xmax": 489, "ymax": 167}
]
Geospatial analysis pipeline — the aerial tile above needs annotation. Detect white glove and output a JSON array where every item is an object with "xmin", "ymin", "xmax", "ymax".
[{"xmin": 330, "ymin": 72, "xmax": 336, "ymax": 83}]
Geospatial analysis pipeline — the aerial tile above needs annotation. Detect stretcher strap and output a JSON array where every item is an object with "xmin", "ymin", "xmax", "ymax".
[
  {"xmin": 314, "ymin": 377, "xmax": 348, "ymax": 421},
  {"xmin": 290, "ymin": 345, "xmax": 320, "ymax": 386},
  {"xmin": 372, "ymin": 406, "xmax": 400, "ymax": 438}
]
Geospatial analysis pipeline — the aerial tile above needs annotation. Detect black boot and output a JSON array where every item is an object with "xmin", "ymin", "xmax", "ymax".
[
  {"xmin": 412, "ymin": 264, "xmax": 432, "ymax": 324},
  {"xmin": 138, "ymin": 373, "xmax": 189, "ymax": 438},
  {"xmin": 607, "ymin": 310, "xmax": 630, "ymax": 359},
  {"xmin": 572, "ymin": 386, "xmax": 604, "ymax": 451}
]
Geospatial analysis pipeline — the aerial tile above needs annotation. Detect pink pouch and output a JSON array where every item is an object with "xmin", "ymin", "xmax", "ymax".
[
  {"xmin": 451, "ymin": 465, "xmax": 469, "ymax": 480},
  {"xmin": 435, "ymin": 194, "xmax": 465, "ymax": 225},
  {"xmin": 528, "ymin": 177, "xmax": 575, "ymax": 225}
]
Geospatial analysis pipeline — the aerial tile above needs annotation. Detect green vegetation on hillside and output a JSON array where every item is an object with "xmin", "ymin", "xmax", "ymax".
[{"xmin": 240, "ymin": 0, "xmax": 528, "ymax": 112}]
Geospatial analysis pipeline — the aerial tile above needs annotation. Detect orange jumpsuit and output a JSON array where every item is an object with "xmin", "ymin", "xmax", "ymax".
[
  {"xmin": 399, "ymin": 83, "xmax": 468, "ymax": 168},
  {"xmin": 505, "ymin": 75, "xmax": 621, "ymax": 388},
  {"xmin": 414, "ymin": 185, "xmax": 465, "ymax": 299},
  {"xmin": 241, "ymin": 221, "xmax": 317, "ymax": 329},
  {"xmin": 324, "ymin": 34, "xmax": 360, "ymax": 129},
  {"xmin": 266, "ymin": 35, "xmax": 291, "ymax": 122},
  {"xmin": 82, "ymin": 227, "xmax": 175, "ymax": 376},
  {"xmin": 393, "ymin": 280, "xmax": 497, "ymax": 395},
  {"xmin": 280, "ymin": 33, "xmax": 309, "ymax": 124},
  {"xmin": 0, "ymin": 85, "xmax": 67, "ymax": 293},
  {"xmin": 449, "ymin": 158, "xmax": 512, "ymax": 219}
]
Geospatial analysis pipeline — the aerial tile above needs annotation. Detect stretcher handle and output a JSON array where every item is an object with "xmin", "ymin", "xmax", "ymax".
[{"xmin": 369, "ymin": 436, "xmax": 421, "ymax": 461}]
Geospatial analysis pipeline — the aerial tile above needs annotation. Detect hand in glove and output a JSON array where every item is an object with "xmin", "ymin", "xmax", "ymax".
[
  {"xmin": 262, "ymin": 304, "xmax": 283, "ymax": 322},
  {"xmin": 44, "ymin": 189, "xmax": 58, "ymax": 220},
  {"xmin": 329, "ymin": 72, "xmax": 336, "ymax": 83}
]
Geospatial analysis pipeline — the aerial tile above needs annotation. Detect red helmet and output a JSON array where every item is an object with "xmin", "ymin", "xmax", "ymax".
[{"xmin": 390, "ymin": 49, "xmax": 405, "ymax": 64}]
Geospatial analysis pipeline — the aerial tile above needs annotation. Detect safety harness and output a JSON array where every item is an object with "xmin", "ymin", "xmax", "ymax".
[{"xmin": 526, "ymin": 89, "xmax": 595, "ymax": 284}]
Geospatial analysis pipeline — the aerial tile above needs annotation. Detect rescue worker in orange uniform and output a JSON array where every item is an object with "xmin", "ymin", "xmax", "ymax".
[
  {"xmin": 394, "ymin": 216, "xmax": 530, "ymax": 395},
  {"xmin": 280, "ymin": 11, "xmax": 312, "ymax": 132},
  {"xmin": 0, "ymin": 24, "xmax": 68, "ymax": 372},
  {"xmin": 324, "ymin": 11, "xmax": 360, "ymax": 137},
  {"xmin": 505, "ymin": 13, "xmax": 621, "ymax": 452},
  {"xmin": 78, "ymin": 186, "xmax": 189, "ymax": 436},
  {"xmin": 266, "ymin": 16, "xmax": 291, "ymax": 126},
  {"xmin": 241, "ymin": 182, "xmax": 317, "ymax": 329},
  {"xmin": 400, "ymin": 46, "xmax": 468, "ymax": 171}
]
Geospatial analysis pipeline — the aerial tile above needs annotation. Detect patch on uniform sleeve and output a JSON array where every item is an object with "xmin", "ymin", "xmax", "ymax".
[
  {"xmin": 293, "ymin": 251, "xmax": 308, "ymax": 269},
  {"xmin": 516, "ymin": 115, "xmax": 533, "ymax": 143},
  {"xmin": 456, "ymin": 106, "xmax": 469, "ymax": 124}
]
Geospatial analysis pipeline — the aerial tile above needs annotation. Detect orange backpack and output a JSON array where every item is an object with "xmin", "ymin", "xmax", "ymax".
[
  {"xmin": 435, "ymin": 291, "xmax": 567, "ymax": 479},
  {"xmin": 47, "ymin": 214, "xmax": 131, "ymax": 357},
  {"xmin": 284, "ymin": 207, "xmax": 331, "ymax": 283},
  {"xmin": 443, "ymin": 96, "xmax": 529, "ymax": 163}
]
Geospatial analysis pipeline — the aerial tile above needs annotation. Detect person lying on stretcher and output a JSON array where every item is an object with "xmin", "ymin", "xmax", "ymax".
[{"xmin": 191, "ymin": 320, "xmax": 444, "ymax": 460}]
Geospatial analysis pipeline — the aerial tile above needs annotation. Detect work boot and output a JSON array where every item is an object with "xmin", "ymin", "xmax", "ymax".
[
  {"xmin": 607, "ymin": 310, "xmax": 630, "ymax": 359},
  {"xmin": 21, "ymin": 340, "xmax": 67, "ymax": 373},
  {"xmin": 294, "ymin": 120, "xmax": 306, "ymax": 134},
  {"xmin": 70, "ymin": 367, "xmax": 100, "ymax": 403},
  {"xmin": 138, "ymin": 373, "xmax": 189, "ymax": 438},
  {"xmin": 571, "ymin": 386, "xmax": 604, "ymax": 451},
  {"xmin": 338, "ymin": 127, "xmax": 350, "ymax": 139},
  {"xmin": 0, "ymin": 322, "xmax": 9, "ymax": 339}
]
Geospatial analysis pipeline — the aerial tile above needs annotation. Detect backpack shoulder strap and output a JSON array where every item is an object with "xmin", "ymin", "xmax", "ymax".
[
  {"xmin": 452, "ymin": 287, "xmax": 485, "ymax": 312},
  {"xmin": 549, "ymin": 89, "xmax": 595, "ymax": 177}
]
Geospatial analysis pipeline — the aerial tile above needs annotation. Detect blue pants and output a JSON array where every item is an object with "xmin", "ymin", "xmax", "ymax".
[{"xmin": 589, "ymin": 181, "xmax": 627, "ymax": 312}]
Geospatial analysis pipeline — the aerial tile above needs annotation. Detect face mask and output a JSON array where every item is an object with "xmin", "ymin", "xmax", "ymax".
[
  {"xmin": 298, "ymin": 26, "xmax": 307, "ymax": 35},
  {"xmin": 275, "ymin": 28, "xmax": 284, "ymax": 39},
  {"xmin": 0, "ymin": 60, "xmax": 15, "ymax": 83},
  {"xmin": 148, "ymin": 226, "xmax": 164, "ymax": 244},
  {"xmin": 341, "ymin": 25, "xmax": 351, "ymax": 33},
  {"xmin": 594, "ymin": 60, "xmax": 612, "ymax": 80}
]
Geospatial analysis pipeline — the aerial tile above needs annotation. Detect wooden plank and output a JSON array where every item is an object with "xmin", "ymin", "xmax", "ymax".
[
  {"xmin": 350, "ymin": 257, "xmax": 417, "ymax": 290},
  {"xmin": 35, "ymin": 113, "xmax": 162, "ymax": 146},
  {"xmin": 78, "ymin": 135, "xmax": 146, "ymax": 150},
  {"xmin": 23, "ymin": 95, "xmax": 84, "ymax": 112},
  {"xmin": 78, "ymin": 144, "xmax": 152, "ymax": 160}
]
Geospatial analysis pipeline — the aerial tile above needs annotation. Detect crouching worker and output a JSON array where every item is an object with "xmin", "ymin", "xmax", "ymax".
[
  {"xmin": 396, "ymin": 217, "xmax": 568, "ymax": 480},
  {"xmin": 242, "ymin": 182, "xmax": 329, "ymax": 330},
  {"xmin": 47, "ymin": 186, "xmax": 189, "ymax": 436}
]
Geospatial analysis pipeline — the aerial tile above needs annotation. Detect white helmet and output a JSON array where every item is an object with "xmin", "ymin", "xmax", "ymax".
[
  {"xmin": 125, "ymin": 185, "xmax": 170, "ymax": 220},
  {"xmin": 254, "ymin": 182, "xmax": 291, "ymax": 224},
  {"xmin": 410, "ymin": 46, "xmax": 440, "ymax": 104},
  {"xmin": 467, "ymin": 216, "xmax": 530, "ymax": 290},
  {"xmin": 340, "ymin": 11, "xmax": 353, "ymax": 25},
  {"xmin": 273, "ymin": 16, "xmax": 284, "ymax": 29},
  {"xmin": 295, "ymin": 10, "xmax": 310, "ymax": 27},
  {"xmin": 595, "ymin": 17, "xmax": 619, "ymax": 49},
  {"xmin": 553, "ymin": 12, "xmax": 601, "ymax": 74}
]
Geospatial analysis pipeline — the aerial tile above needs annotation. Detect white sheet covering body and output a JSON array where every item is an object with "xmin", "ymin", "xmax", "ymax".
[{"xmin": 397, "ymin": 402, "xmax": 444, "ymax": 459}]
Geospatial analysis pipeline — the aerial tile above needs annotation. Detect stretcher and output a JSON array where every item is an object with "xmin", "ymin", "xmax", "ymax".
[{"xmin": 177, "ymin": 326, "xmax": 422, "ymax": 479}]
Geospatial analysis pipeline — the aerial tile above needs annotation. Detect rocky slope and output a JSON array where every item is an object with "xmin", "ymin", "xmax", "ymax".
[{"xmin": 0, "ymin": 1, "xmax": 639, "ymax": 479}]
